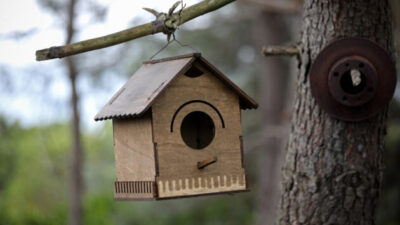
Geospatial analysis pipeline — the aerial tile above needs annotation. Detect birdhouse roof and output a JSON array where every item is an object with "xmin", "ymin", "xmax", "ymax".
[{"xmin": 94, "ymin": 53, "xmax": 258, "ymax": 121}]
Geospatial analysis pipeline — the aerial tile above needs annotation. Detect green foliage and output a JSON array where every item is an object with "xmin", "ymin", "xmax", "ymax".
[
  {"xmin": 0, "ymin": 119, "xmax": 69, "ymax": 225},
  {"xmin": 0, "ymin": 117, "xmax": 18, "ymax": 191}
]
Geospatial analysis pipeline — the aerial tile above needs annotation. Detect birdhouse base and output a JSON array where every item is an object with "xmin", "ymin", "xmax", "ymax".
[
  {"xmin": 157, "ymin": 172, "xmax": 247, "ymax": 199},
  {"xmin": 113, "ymin": 172, "xmax": 247, "ymax": 200},
  {"xmin": 114, "ymin": 181, "xmax": 157, "ymax": 200}
]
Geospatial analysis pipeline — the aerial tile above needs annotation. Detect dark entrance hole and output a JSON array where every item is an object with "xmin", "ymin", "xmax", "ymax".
[
  {"xmin": 340, "ymin": 69, "xmax": 367, "ymax": 95},
  {"xmin": 184, "ymin": 66, "xmax": 203, "ymax": 78},
  {"xmin": 180, "ymin": 111, "xmax": 215, "ymax": 149}
]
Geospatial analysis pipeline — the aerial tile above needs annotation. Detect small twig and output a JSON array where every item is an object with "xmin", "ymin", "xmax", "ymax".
[
  {"xmin": 143, "ymin": 8, "xmax": 160, "ymax": 17},
  {"xmin": 168, "ymin": 1, "xmax": 181, "ymax": 16},
  {"xmin": 262, "ymin": 45, "xmax": 300, "ymax": 57}
]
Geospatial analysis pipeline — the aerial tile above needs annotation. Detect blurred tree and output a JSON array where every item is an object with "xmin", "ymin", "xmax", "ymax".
[
  {"xmin": 35, "ymin": 0, "xmax": 108, "ymax": 224},
  {"xmin": 251, "ymin": 4, "xmax": 297, "ymax": 225},
  {"xmin": 64, "ymin": 0, "xmax": 83, "ymax": 225}
]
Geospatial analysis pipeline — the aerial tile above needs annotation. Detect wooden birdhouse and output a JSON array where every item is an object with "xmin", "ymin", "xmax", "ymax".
[{"xmin": 94, "ymin": 53, "xmax": 258, "ymax": 200}]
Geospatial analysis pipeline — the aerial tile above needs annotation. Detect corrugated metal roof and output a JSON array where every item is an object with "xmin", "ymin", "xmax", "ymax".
[{"xmin": 94, "ymin": 53, "xmax": 258, "ymax": 121}]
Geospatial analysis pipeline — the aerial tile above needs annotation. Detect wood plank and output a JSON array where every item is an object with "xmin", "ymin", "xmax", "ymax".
[{"xmin": 113, "ymin": 111, "xmax": 155, "ymax": 181}]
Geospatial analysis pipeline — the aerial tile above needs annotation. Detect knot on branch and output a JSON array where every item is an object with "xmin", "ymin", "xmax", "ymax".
[{"xmin": 144, "ymin": 1, "xmax": 185, "ymax": 41}]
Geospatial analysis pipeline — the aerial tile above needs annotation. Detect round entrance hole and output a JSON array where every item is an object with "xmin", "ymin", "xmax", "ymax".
[{"xmin": 180, "ymin": 111, "xmax": 215, "ymax": 150}]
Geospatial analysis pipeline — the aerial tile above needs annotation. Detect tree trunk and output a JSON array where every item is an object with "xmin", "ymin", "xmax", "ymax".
[
  {"xmin": 254, "ymin": 11, "xmax": 292, "ymax": 225},
  {"xmin": 277, "ymin": 0, "xmax": 393, "ymax": 224},
  {"xmin": 65, "ymin": 0, "xmax": 83, "ymax": 225},
  {"xmin": 67, "ymin": 56, "xmax": 83, "ymax": 225}
]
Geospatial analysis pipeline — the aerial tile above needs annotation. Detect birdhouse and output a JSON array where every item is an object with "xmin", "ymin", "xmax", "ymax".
[{"xmin": 94, "ymin": 53, "xmax": 258, "ymax": 200}]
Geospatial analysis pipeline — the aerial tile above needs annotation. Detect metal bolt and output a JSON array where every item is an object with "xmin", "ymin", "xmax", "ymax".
[{"xmin": 350, "ymin": 69, "xmax": 362, "ymax": 86}]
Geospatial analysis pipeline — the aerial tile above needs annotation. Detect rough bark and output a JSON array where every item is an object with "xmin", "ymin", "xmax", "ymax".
[
  {"xmin": 65, "ymin": 0, "xmax": 84, "ymax": 225},
  {"xmin": 277, "ymin": 0, "xmax": 392, "ymax": 224}
]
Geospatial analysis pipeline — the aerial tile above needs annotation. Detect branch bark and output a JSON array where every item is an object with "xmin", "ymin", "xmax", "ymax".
[
  {"xmin": 262, "ymin": 45, "xmax": 299, "ymax": 57},
  {"xmin": 35, "ymin": 0, "xmax": 235, "ymax": 61}
]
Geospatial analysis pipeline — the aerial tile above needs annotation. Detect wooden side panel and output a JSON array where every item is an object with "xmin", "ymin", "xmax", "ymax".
[
  {"xmin": 152, "ymin": 62, "xmax": 245, "ymax": 186},
  {"xmin": 113, "ymin": 112, "xmax": 155, "ymax": 181}
]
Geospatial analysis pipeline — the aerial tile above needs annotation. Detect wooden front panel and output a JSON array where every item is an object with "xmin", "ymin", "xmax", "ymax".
[
  {"xmin": 113, "ymin": 112, "xmax": 156, "ymax": 181},
  {"xmin": 152, "ymin": 63, "xmax": 244, "ymax": 181}
]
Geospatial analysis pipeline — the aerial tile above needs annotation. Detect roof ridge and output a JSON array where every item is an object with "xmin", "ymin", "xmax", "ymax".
[{"xmin": 143, "ymin": 52, "xmax": 201, "ymax": 64}]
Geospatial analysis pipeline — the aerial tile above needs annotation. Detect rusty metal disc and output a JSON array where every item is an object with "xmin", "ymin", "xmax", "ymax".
[{"xmin": 309, "ymin": 38, "xmax": 397, "ymax": 121}]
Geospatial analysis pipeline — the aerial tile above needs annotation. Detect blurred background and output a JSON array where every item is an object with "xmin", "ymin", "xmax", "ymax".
[{"xmin": 0, "ymin": 0, "xmax": 399, "ymax": 224}]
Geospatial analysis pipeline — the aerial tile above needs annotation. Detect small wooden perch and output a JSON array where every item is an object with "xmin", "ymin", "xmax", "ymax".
[
  {"xmin": 197, "ymin": 157, "xmax": 218, "ymax": 169},
  {"xmin": 36, "ymin": 0, "xmax": 235, "ymax": 61},
  {"xmin": 262, "ymin": 45, "xmax": 300, "ymax": 57}
]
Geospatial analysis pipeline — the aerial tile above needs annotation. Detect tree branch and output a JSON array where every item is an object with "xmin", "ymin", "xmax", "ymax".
[
  {"xmin": 262, "ymin": 45, "xmax": 300, "ymax": 57},
  {"xmin": 36, "ymin": 0, "xmax": 235, "ymax": 61}
]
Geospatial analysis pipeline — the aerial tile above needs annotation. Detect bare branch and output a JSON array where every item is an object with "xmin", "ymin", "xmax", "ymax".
[
  {"xmin": 36, "ymin": 0, "xmax": 235, "ymax": 61},
  {"xmin": 262, "ymin": 45, "xmax": 300, "ymax": 57}
]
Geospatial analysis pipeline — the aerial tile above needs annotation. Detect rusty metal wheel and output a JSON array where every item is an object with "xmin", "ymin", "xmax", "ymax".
[{"xmin": 309, "ymin": 38, "xmax": 396, "ymax": 121}]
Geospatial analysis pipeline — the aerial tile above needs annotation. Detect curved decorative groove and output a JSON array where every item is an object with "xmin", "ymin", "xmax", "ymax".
[{"xmin": 170, "ymin": 100, "xmax": 225, "ymax": 132}]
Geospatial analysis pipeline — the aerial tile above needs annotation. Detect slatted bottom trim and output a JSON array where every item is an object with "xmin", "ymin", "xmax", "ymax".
[
  {"xmin": 156, "ymin": 173, "xmax": 246, "ymax": 198},
  {"xmin": 114, "ymin": 181, "xmax": 156, "ymax": 200}
]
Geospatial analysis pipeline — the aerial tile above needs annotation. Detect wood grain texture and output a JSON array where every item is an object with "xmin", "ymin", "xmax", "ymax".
[
  {"xmin": 152, "ymin": 62, "xmax": 247, "ymax": 190},
  {"xmin": 113, "ymin": 111, "xmax": 156, "ymax": 181},
  {"xmin": 277, "ymin": 0, "xmax": 392, "ymax": 224}
]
